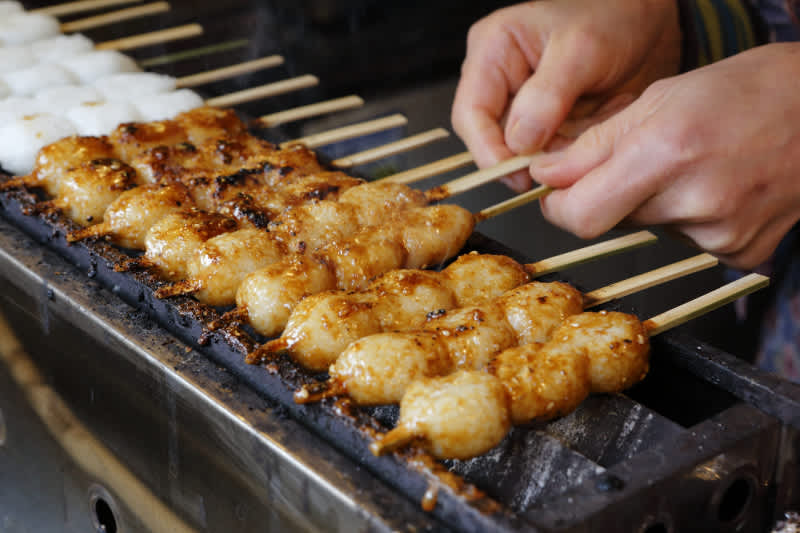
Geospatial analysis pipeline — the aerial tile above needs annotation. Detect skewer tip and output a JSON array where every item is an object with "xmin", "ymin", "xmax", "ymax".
[
  {"xmin": 207, "ymin": 306, "xmax": 249, "ymax": 331},
  {"xmin": 245, "ymin": 337, "xmax": 287, "ymax": 365},
  {"xmin": 293, "ymin": 379, "xmax": 344, "ymax": 404},
  {"xmin": 66, "ymin": 222, "xmax": 110, "ymax": 242},
  {"xmin": 369, "ymin": 425, "xmax": 418, "ymax": 456},
  {"xmin": 153, "ymin": 279, "xmax": 203, "ymax": 299},
  {"xmin": 0, "ymin": 176, "xmax": 36, "ymax": 192},
  {"xmin": 113, "ymin": 256, "xmax": 153, "ymax": 272}
]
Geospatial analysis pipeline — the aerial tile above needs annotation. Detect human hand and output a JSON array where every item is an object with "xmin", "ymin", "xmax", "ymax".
[
  {"xmin": 451, "ymin": 0, "xmax": 682, "ymax": 191},
  {"xmin": 531, "ymin": 43, "xmax": 800, "ymax": 270}
]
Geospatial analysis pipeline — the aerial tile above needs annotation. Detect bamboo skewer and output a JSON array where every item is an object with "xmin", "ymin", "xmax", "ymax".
[
  {"xmin": 644, "ymin": 273, "xmax": 769, "ymax": 336},
  {"xmin": 95, "ymin": 23, "xmax": 203, "ymax": 51},
  {"xmin": 331, "ymin": 128, "xmax": 450, "ymax": 168},
  {"xmin": 32, "ymin": 0, "xmax": 143, "ymax": 17},
  {"xmin": 281, "ymin": 114, "xmax": 409, "ymax": 150},
  {"xmin": 583, "ymin": 253, "xmax": 719, "ymax": 308},
  {"xmin": 175, "ymin": 55, "xmax": 285, "ymax": 88},
  {"xmin": 525, "ymin": 230, "xmax": 657, "ymax": 277},
  {"xmin": 378, "ymin": 152, "xmax": 474, "ymax": 185},
  {"xmin": 432, "ymin": 154, "xmax": 536, "ymax": 198},
  {"xmin": 204, "ymin": 74, "xmax": 318, "ymax": 108},
  {"xmin": 473, "ymin": 185, "xmax": 552, "ymax": 221},
  {"xmin": 59, "ymin": 1, "xmax": 169, "ymax": 32},
  {"xmin": 138, "ymin": 39, "xmax": 250, "ymax": 68},
  {"xmin": 257, "ymin": 95, "xmax": 365, "ymax": 128}
]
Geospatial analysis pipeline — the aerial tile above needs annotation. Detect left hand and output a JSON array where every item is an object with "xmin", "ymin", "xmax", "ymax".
[{"xmin": 530, "ymin": 43, "xmax": 800, "ymax": 270}]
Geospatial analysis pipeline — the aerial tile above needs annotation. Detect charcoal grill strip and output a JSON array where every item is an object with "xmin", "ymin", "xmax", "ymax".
[
  {"xmin": 448, "ymin": 429, "xmax": 606, "ymax": 513},
  {"xmin": 544, "ymin": 394, "xmax": 687, "ymax": 468},
  {"xmin": 656, "ymin": 334, "xmax": 800, "ymax": 427}
]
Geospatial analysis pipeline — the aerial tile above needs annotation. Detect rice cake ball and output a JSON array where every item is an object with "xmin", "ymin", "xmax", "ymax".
[
  {"xmin": 134, "ymin": 89, "xmax": 203, "ymax": 122},
  {"xmin": 0, "ymin": 1, "xmax": 23, "ymax": 16},
  {"xmin": 0, "ymin": 97, "xmax": 49, "ymax": 122},
  {"xmin": 66, "ymin": 101, "xmax": 142, "ymax": 136},
  {"xmin": 0, "ymin": 114, "xmax": 77, "ymax": 175},
  {"xmin": 3, "ymin": 64, "xmax": 78, "ymax": 96},
  {"xmin": 35, "ymin": 85, "xmax": 104, "ymax": 113},
  {"xmin": 0, "ymin": 13, "xmax": 60, "ymax": 45},
  {"xmin": 94, "ymin": 72, "xmax": 176, "ymax": 101},
  {"xmin": 61, "ymin": 50, "xmax": 140, "ymax": 84},
  {"xmin": 30, "ymin": 34, "xmax": 94, "ymax": 62},
  {"xmin": 0, "ymin": 46, "xmax": 36, "ymax": 72}
]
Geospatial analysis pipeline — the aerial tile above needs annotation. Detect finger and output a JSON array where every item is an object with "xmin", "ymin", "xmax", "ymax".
[
  {"xmin": 674, "ymin": 213, "xmax": 798, "ymax": 270},
  {"xmin": 537, "ymin": 124, "xmax": 666, "ymax": 238},
  {"xmin": 500, "ymin": 170, "xmax": 533, "ymax": 192},
  {"xmin": 505, "ymin": 29, "xmax": 609, "ymax": 154},
  {"xmin": 557, "ymin": 93, "xmax": 636, "ymax": 139},
  {"xmin": 529, "ymin": 107, "xmax": 631, "ymax": 190},
  {"xmin": 452, "ymin": 18, "xmax": 535, "ymax": 168}
]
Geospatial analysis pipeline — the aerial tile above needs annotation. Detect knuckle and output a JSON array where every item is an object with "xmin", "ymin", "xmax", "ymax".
[
  {"xmin": 644, "ymin": 120, "xmax": 698, "ymax": 171},
  {"xmin": 566, "ymin": 25, "xmax": 607, "ymax": 62}
]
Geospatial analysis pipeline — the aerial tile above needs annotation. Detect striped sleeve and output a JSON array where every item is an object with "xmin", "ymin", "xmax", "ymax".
[{"xmin": 677, "ymin": 0, "xmax": 767, "ymax": 71}]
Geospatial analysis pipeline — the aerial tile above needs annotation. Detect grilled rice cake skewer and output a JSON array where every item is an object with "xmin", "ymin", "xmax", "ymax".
[
  {"xmin": 269, "ymin": 252, "xmax": 559, "ymax": 369},
  {"xmin": 297, "ymin": 251, "xmax": 715, "ymax": 400},
  {"xmin": 141, "ymin": 209, "xmax": 239, "ymax": 281},
  {"xmin": 247, "ymin": 232, "xmax": 660, "ymax": 368},
  {"xmin": 109, "ymin": 106, "xmax": 248, "ymax": 161},
  {"xmin": 231, "ymin": 203, "xmax": 476, "ymax": 342},
  {"xmin": 153, "ymin": 184, "xmax": 433, "ymax": 307},
  {"xmin": 66, "ymin": 183, "xmax": 194, "ymax": 249},
  {"xmin": 370, "ymin": 310, "xmax": 649, "ymax": 460},
  {"xmin": 0, "ymin": 135, "xmax": 117, "ymax": 195},
  {"xmin": 66, "ymin": 139, "xmax": 363, "ymax": 246},
  {"xmin": 272, "ymin": 254, "xmax": 531, "ymax": 373},
  {"xmin": 297, "ymin": 281, "xmax": 582, "ymax": 391},
  {"xmin": 66, "ymin": 131, "xmax": 368, "ymax": 246},
  {"xmin": 30, "ymin": 157, "xmax": 144, "ymax": 225},
  {"xmin": 0, "ymin": 107, "xmax": 250, "ymax": 193},
  {"xmin": 369, "ymin": 272, "xmax": 771, "ymax": 461}
]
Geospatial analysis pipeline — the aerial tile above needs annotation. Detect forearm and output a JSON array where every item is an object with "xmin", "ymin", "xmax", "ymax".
[{"xmin": 677, "ymin": 0, "xmax": 766, "ymax": 70}]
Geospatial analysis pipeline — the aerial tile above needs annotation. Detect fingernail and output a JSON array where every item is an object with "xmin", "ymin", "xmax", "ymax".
[{"xmin": 508, "ymin": 118, "xmax": 546, "ymax": 154}]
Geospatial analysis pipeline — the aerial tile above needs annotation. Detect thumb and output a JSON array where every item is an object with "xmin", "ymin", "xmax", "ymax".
[
  {"xmin": 529, "ymin": 103, "xmax": 633, "ymax": 189},
  {"xmin": 505, "ymin": 31, "xmax": 609, "ymax": 155}
]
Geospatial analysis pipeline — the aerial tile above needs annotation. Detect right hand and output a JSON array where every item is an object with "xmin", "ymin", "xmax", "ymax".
[{"xmin": 451, "ymin": 0, "xmax": 683, "ymax": 191}]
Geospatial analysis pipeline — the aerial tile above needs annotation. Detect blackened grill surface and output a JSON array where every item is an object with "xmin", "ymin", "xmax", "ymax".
[{"xmin": 1, "ymin": 170, "xmax": 798, "ymax": 532}]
